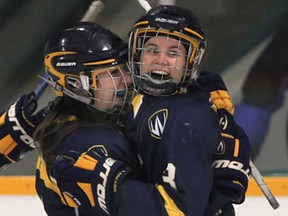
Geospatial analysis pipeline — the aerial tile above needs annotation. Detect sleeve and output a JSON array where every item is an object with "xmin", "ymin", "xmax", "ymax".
[
  {"xmin": 37, "ymin": 126, "xmax": 142, "ymax": 216},
  {"xmin": 58, "ymin": 126, "xmax": 141, "ymax": 172},
  {"xmin": 36, "ymin": 155, "xmax": 93, "ymax": 216}
]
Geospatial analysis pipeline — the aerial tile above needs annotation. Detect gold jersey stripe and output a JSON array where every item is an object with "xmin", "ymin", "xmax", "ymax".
[
  {"xmin": 132, "ymin": 94, "xmax": 144, "ymax": 118},
  {"xmin": 36, "ymin": 156, "xmax": 78, "ymax": 207},
  {"xmin": 157, "ymin": 185, "xmax": 184, "ymax": 216}
]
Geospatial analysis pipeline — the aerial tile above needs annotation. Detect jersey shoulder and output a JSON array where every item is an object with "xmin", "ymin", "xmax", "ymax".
[
  {"xmin": 134, "ymin": 88, "xmax": 215, "ymax": 122},
  {"xmin": 125, "ymin": 89, "xmax": 218, "ymax": 141}
]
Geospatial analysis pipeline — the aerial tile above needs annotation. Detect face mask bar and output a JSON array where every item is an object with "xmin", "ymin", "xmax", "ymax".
[
  {"xmin": 43, "ymin": 64, "xmax": 135, "ymax": 115},
  {"xmin": 91, "ymin": 65, "xmax": 134, "ymax": 114},
  {"xmin": 129, "ymin": 28, "xmax": 203, "ymax": 96}
]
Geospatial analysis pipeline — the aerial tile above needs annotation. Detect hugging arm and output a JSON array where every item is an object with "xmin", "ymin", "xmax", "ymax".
[
  {"xmin": 198, "ymin": 71, "xmax": 251, "ymax": 215},
  {"xmin": 0, "ymin": 92, "xmax": 45, "ymax": 169}
]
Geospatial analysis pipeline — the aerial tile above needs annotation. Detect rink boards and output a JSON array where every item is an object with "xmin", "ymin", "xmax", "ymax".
[{"xmin": 0, "ymin": 176, "xmax": 287, "ymax": 216}]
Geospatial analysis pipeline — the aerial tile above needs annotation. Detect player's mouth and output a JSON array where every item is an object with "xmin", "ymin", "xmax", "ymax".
[
  {"xmin": 143, "ymin": 70, "xmax": 174, "ymax": 83},
  {"xmin": 115, "ymin": 90, "xmax": 126, "ymax": 97},
  {"xmin": 115, "ymin": 86, "xmax": 134, "ymax": 97}
]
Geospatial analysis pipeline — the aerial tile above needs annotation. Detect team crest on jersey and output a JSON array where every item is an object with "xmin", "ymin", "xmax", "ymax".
[{"xmin": 148, "ymin": 109, "xmax": 168, "ymax": 139}]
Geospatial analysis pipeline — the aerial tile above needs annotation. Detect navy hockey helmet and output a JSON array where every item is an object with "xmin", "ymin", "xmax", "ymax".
[
  {"xmin": 43, "ymin": 22, "xmax": 133, "ymax": 114},
  {"xmin": 128, "ymin": 5, "xmax": 206, "ymax": 96}
]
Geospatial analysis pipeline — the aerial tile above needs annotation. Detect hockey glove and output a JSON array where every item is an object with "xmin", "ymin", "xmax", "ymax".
[
  {"xmin": 205, "ymin": 110, "xmax": 251, "ymax": 215},
  {"xmin": 0, "ymin": 92, "xmax": 44, "ymax": 169},
  {"xmin": 213, "ymin": 109, "xmax": 251, "ymax": 204},
  {"xmin": 197, "ymin": 72, "xmax": 251, "ymax": 213},
  {"xmin": 197, "ymin": 71, "xmax": 234, "ymax": 114},
  {"xmin": 53, "ymin": 146, "xmax": 131, "ymax": 215}
]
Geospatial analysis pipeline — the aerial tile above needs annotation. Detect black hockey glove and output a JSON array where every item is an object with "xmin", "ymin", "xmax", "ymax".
[
  {"xmin": 197, "ymin": 71, "xmax": 251, "ymax": 200},
  {"xmin": 198, "ymin": 71, "xmax": 251, "ymax": 215},
  {"xmin": 213, "ymin": 109, "xmax": 251, "ymax": 203},
  {"xmin": 204, "ymin": 110, "xmax": 251, "ymax": 216},
  {"xmin": 197, "ymin": 71, "xmax": 234, "ymax": 114},
  {"xmin": 0, "ymin": 92, "xmax": 45, "ymax": 170},
  {"xmin": 53, "ymin": 146, "xmax": 131, "ymax": 215}
]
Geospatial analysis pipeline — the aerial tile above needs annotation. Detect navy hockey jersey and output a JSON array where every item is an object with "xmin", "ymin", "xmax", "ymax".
[
  {"xmin": 123, "ymin": 86, "xmax": 220, "ymax": 216},
  {"xmin": 35, "ymin": 124, "xmax": 140, "ymax": 216}
]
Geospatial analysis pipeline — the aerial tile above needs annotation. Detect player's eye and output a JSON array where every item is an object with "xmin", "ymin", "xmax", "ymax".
[{"xmin": 167, "ymin": 50, "xmax": 181, "ymax": 57}]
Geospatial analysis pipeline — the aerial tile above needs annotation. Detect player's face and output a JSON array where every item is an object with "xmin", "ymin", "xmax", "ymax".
[
  {"xmin": 93, "ymin": 67, "xmax": 132, "ymax": 112},
  {"xmin": 140, "ymin": 36, "xmax": 187, "ymax": 83}
]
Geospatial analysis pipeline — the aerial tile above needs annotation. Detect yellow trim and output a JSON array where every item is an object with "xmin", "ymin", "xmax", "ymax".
[
  {"xmin": 133, "ymin": 20, "xmax": 149, "ymax": 27},
  {"xmin": 0, "ymin": 135, "xmax": 16, "ymax": 155},
  {"xmin": 0, "ymin": 111, "xmax": 7, "ymax": 124},
  {"xmin": 133, "ymin": 28, "xmax": 200, "ymax": 64},
  {"xmin": 233, "ymin": 139, "xmax": 239, "ymax": 157},
  {"xmin": 132, "ymin": 94, "xmax": 144, "ymax": 118},
  {"xmin": 157, "ymin": 185, "xmax": 184, "ymax": 216},
  {"xmin": 1, "ymin": 176, "xmax": 288, "ymax": 197},
  {"xmin": 184, "ymin": 27, "xmax": 204, "ymax": 40},
  {"xmin": 83, "ymin": 58, "xmax": 115, "ymax": 66},
  {"xmin": 36, "ymin": 157, "xmax": 78, "ymax": 207},
  {"xmin": 133, "ymin": 21, "xmax": 204, "ymax": 40},
  {"xmin": 74, "ymin": 154, "xmax": 98, "ymax": 171},
  {"xmin": 88, "ymin": 64, "xmax": 124, "ymax": 89},
  {"xmin": 221, "ymin": 132, "xmax": 234, "ymax": 139},
  {"xmin": 44, "ymin": 51, "xmax": 76, "ymax": 87}
]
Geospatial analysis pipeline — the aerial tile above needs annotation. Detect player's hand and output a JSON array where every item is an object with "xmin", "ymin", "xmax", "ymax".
[
  {"xmin": 0, "ymin": 92, "xmax": 45, "ymax": 169},
  {"xmin": 197, "ymin": 71, "xmax": 251, "ymax": 214},
  {"xmin": 213, "ymin": 109, "xmax": 251, "ymax": 204},
  {"xmin": 53, "ymin": 147, "xmax": 130, "ymax": 215},
  {"xmin": 197, "ymin": 71, "xmax": 234, "ymax": 114},
  {"xmin": 198, "ymin": 71, "xmax": 251, "ymax": 201}
]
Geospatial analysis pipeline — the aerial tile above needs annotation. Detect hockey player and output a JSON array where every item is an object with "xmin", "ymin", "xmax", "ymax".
[
  {"xmin": 125, "ymin": 5, "xmax": 250, "ymax": 215},
  {"xmin": 0, "ymin": 6, "xmax": 251, "ymax": 216},
  {"xmin": 53, "ymin": 5, "xmax": 251, "ymax": 216},
  {"xmin": 0, "ymin": 22, "xmax": 142, "ymax": 215}
]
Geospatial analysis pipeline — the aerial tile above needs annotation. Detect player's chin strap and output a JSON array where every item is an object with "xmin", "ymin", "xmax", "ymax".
[
  {"xmin": 37, "ymin": 75, "xmax": 92, "ymax": 105},
  {"xmin": 136, "ymin": 74, "xmax": 178, "ymax": 96}
]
